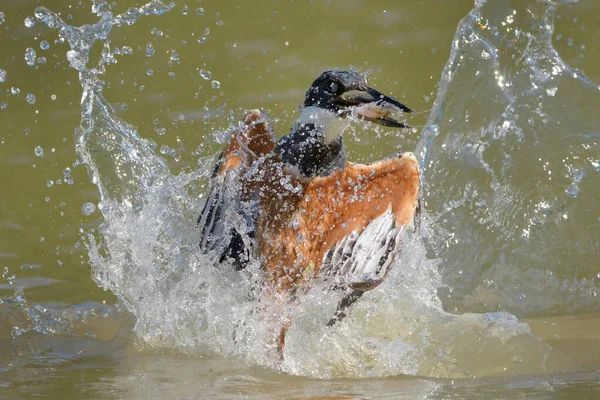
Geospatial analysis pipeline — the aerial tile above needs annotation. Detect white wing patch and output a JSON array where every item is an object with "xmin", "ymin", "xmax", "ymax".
[{"xmin": 321, "ymin": 207, "xmax": 407, "ymax": 292}]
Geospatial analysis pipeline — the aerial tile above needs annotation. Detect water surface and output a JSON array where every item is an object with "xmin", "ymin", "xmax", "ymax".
[{"xmin": 1, "ymin": 0, "xmax": 599, "ymax": 398}]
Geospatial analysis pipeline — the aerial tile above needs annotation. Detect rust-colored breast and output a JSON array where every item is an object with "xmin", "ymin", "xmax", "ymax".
[
  {"xmin": 215, "ymin": 110, "xmax": 420, "ymax": 294},
  {"xmin": 257, "ymin": 154, "xmax": 420, "ymax": 292}
]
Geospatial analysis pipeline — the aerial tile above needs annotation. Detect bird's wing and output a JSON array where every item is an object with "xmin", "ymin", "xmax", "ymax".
[
  {"xmin": 198, "ymin": 109, "xmax": 276, "ymax": 269},
  {"xmin": 315, "ymin": 153, "xmax": 421, "ymax": 292},
  {"xmin": 321, "ymin": 207, "xmax": 408, "ymax": 291}
]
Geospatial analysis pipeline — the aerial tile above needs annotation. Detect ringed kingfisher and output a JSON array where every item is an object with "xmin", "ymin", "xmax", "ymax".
[{"xmin": 198, "ymin": 70, "xmax": 420, "ymax": 351}]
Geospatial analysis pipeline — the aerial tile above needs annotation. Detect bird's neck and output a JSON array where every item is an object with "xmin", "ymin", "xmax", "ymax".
[
  {"xmin": 295, "ymin": 106, "xmax": 350, "ymax": 143},
  {"xmin": 277, "ymin": 106, "xmax": 349, "ymax": 178}
]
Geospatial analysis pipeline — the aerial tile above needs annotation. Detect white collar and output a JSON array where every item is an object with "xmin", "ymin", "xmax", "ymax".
[{"xmin": 296, "ymin": 106, "xmax": 350, "ymax": 143}]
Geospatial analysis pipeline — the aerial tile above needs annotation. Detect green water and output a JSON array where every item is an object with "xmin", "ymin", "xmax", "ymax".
[{"xmin": 1, "ymin": 0, "xmax": 600, "ymax": 398}]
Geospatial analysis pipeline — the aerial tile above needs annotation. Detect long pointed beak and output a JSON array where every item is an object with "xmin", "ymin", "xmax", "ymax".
[{"xmin": 336, "ymin": 87, "xmax": 412, "ymax": 128}]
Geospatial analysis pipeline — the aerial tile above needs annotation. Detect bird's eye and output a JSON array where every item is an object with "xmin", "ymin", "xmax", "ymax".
[{"xmin": 329, "ymin": 82, "xmax": 339, "ymax": 94}]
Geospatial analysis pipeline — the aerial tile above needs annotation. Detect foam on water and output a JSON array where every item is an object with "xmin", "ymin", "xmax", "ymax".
[{"xmin": 22, "ymin": 0, "xmax": 594, "ymax": 379}]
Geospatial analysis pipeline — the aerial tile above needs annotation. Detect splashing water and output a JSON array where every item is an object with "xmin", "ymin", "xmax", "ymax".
[
  {"xmin": 416, "ymin": 0, "xmax": 600, "ymax": 317},
  {"xmin": 27, "ymin": 0, "xmax": 594, "ymax": 379}
]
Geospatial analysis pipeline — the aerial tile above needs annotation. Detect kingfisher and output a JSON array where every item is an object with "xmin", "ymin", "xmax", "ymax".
[{"xmin": 198, "ymin": 70, "xmax": 420, "ymax": 350}]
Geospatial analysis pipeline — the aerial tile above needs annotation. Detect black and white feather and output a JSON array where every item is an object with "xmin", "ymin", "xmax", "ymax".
[
  {"xmin": 197, "ymin": 159, "xmax": 256, "ymax": 270},
  {"xmin": 321, "ymin": 207, "xmax": 407, "ymax": 292}
]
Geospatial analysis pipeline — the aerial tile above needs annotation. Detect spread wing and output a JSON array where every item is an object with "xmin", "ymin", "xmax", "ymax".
[
  {"xmin": 197, "ymin": 157, "xmax": 253, "ymax": 269},
  {"xmin": 321, "ymin": 207, "xmax": 409, "ymax": 326},
  {"xmin": 321, "ymin": 206, "xmax": 408, "ymax": 292},
  {"xmin": 198, "ymin": 110, "xmax": 275, "ymax": 270},
  {"xmin": 308, "ymin": 153, "xmax": 421, "ymax": 325}
]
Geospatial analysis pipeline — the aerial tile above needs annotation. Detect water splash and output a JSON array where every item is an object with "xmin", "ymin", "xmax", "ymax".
[
  {"xmin": 415, "ymin": 0, "xmax": 600, "ymax": 317},
  {"xmin": 26, "ymin": 0, "xmax": 589, "ymax": 379},
  {"xmin": 33, "ymin": 0, "xmax": 272, "ymax": 363}
]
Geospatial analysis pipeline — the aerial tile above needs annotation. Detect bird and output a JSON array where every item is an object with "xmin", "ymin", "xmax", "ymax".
[{"xmin": 197, "ymin": 70, "xmax": 420, "ymax": 351}]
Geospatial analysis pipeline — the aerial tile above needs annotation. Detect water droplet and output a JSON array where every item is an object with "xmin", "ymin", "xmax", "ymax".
[
  {"xmin": 196, "ymin": 7, "xmax": 205, "ymax": 16},
  {"xmin": 11, "ymin": 87, "xmax": 19, "ymax": 95},
  {"xmin": 146, "ymin": 69, "xmax": 153, "ymax": 76},
  {"xmin": 24, "ymin": 128, "xmax": 30, "ymax": 135},
  {"xmin": 81, "ymin": 202, "xmax": 97, "ymax": 216},
  {"xmin": 46, "ymin": 180, "xmax": 54, "ymax": 187},
  {"xmin": 156, "ymin": 127, "xmax": 166, "ymax": 136},
  {"xmin": 519, "ymin": 293, "xmax": 526, "ymax": 301},
  {"xmin": 211, "ymin": 80, "xmax": 220, "ymax": 89},
  {"xmin": 50, "ymin": 94, "xmax": 56, "ymax": 100},
  {"xmin": 39, "ymin": 237, "xmax": 45, "ymax": 243},
  {"xmin": 24, "ymin": 16, "xmax": 35, "ymax": 28},
  {"xmin": 0, "ymin": 12, "xmax": 5, "ymax": 25},
  {"xmin": 34, "ymin": 145, "xmax": 44, "ymax": 157},
  {"xmin": 182, "ymin": 5, "xmax": 189, "ymax": 15},
  {"xmin": 40, "ymin": 40, "xmax": 50, "ymax": 50},
  {"xmin": 25, "ymin": 47, "xmax": 36, "ymax": 66},
  {"xmin": 26, "ymin": 93, "xmax": 36, "ymax": 104},
  {"xmin": 146, "ymin": 42, "xmax": 155, "ymax": 57},
  {"xmin": 565, "ymin": 184, "xmax": 579, "ymax": 198},
  {"xmin": 37, "ymin": 57, "xmax": 46, "ymax": 64},
  {"xmin": 81, "ymin": 116, "xmax": 93, "ymax": 131},
  {"xmin": 66, "ymin": 50, "xmax": 85, "ymax": 71},
  {"xmin": 0, "ymin": 69, "xmax": 6, "ymax": 82},
  {"xmin": 199, "ymin": 69, "xmax": 212, "ymax": 80},
  {"xmin": 216, "ymin": 20, "xmax": 224, "ymax": 26},
  {"xmin": 197, "ymin": 37, "xmax": 207, "ymax": 44},
  {"xmin": 204, "ymin": 27, "xmax": 210, "ymax": 36}
]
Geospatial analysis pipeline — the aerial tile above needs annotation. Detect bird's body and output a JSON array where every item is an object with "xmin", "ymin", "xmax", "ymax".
[
  {"xmin": 198, "ymin": 70, "xmax": 420, "ymax": 349},
  {"xmin": 257, "ymin": 154, "xmax": 419, "ymax": 293}
]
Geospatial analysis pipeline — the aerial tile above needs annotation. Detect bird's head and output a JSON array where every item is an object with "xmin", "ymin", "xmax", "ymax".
[
  {"xmin": 302, "ymin": 70, "xmax": 412, "ymax": 130},
  {"xmin": 280, "ymin": 70, "xmax": 413, "ymax": 178}
]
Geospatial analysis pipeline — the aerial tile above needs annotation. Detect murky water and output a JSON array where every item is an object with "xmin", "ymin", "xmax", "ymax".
[{"xmin": 1, "ymin": 0, "xmax": 599, "ymax": 398}]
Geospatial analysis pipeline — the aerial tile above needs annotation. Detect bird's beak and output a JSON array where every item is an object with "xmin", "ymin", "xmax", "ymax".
[{"xmin": 336, "ymin": 87, "xmax": 412, "ymax": 128}]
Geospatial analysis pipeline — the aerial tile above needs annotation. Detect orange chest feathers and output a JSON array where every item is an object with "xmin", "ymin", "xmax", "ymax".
[{"xmin": 253, "ymin": 155, "xmax": 420, "ymax": 292}]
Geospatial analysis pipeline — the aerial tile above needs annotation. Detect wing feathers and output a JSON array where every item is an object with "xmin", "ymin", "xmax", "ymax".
[
  {"xmin": 198, "ymin": 109, "xmax": 275, "ymax": 270},
  {"xmin": 322, "ymin": 208, "xmax": 407, "ymax": 292}
]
